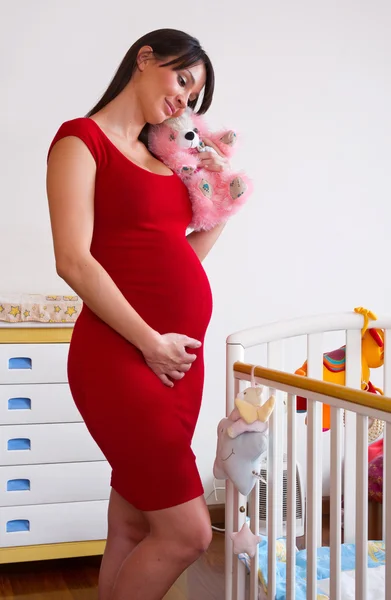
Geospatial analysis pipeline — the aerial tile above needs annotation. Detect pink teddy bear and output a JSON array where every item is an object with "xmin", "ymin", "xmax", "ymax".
[{"xmin": 148, "ymin": 107, "xmax": 252, "ymax": 231}]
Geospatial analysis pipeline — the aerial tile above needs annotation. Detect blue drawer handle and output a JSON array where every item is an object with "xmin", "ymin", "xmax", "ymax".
[
  {"xmin": 8, "ymin": 357, "xmax": 32, "ymax": 370},
  {"xmin": 8, "ymin": 398, "xmax": 32, "ymax": 410},
  {"xmin": 7, "ymin": 479, "xmax": 30, "ymax": 491},
  {"xmin": 6, "ymin": 519, "xmax": 30, "ymax": 533},
  {"xmin": 7, "ymin": 438, "xmax": 31, "ymax": 451}
]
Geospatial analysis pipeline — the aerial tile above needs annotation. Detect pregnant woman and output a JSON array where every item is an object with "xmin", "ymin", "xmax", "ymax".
[{"xmin": 47, "ymin": 28, "xmax": 228, "ymax": 600}]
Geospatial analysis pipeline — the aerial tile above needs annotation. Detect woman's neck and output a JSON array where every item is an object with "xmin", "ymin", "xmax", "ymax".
[{"xmin": 91, "ymin": 82, "xmax": 146, "ymax": 144}]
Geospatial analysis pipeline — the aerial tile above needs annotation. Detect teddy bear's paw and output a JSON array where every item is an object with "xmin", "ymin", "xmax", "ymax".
[
  {"xmin": 181, "ymin": 165, "xmax": 196, "ymax": 177},
  {"xmin": 199, "ymin": 179, "xmax": 213, "ymax": 199},
  {"xmin": 230, "ymin": 177, "xmax": 248, "ymax": 200},
  {"xmin": 220, "ymin": 131, "xmax": 237, "ymax": 146},
  {"xmin": 257, "ymin": 395, "xmax": 276, "ymax": 423}
]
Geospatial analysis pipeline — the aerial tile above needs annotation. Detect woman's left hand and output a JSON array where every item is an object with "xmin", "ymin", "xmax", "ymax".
[{"xmin": 198, "ymin": 137, "xmax": 229, "ymax": 172}]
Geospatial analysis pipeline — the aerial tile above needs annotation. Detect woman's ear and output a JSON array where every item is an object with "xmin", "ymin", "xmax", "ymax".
[{"xmin": 137, "ymin": 46, "xmax": 154, "ymax": 71}]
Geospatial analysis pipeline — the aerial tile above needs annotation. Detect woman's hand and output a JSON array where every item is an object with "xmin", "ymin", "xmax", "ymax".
[
  {"xmin": 198, "ymin": 137, "xmax": 230, "ymax": 172},
  {"xmin": 140, "ymin": 332, "xmax": 202, "ymax": 387}
]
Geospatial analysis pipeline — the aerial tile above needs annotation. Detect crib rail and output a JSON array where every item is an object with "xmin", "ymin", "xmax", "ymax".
[
  {"xmin": 234, "ymin": 364, "xmax": 391, "ymax": 417},
  {"xmin": 225, "ymin": 312, "xmax": 391, "ymax": 600}
]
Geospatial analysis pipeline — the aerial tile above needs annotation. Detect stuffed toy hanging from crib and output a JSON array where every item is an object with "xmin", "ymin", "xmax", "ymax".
[
  {"xmin": 148, "ymin": 107, "xmax": 252, "ymax": 231},
  {"xmin": 213, "ymin": 366, "xmax": 275, "ymax": 496}
]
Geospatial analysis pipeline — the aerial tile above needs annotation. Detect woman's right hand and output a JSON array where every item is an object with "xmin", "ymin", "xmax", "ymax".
[{"xmin": 140, "ymin": 332, "xmax": 202, "ymax": 387}]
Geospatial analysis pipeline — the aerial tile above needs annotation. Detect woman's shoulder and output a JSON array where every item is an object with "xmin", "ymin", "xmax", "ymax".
[
  {"xmin": 50, "ymin": 116, "xmax": 98, "ymax": 141},
  {"xmin": 47, "ymin": 117, "xmax": 105, "ymax": 166}
]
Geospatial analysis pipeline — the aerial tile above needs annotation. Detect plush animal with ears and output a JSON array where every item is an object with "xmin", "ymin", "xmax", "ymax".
[{"xmin": 148, "ymin": 107, "xmax": 252, "ymax": 231}]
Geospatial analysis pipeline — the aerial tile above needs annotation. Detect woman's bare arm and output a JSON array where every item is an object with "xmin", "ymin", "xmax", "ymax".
[
  {"xmin": 186, "ymin": 222, "xmax": 226, "ymax": 262},
  {"xmin": 47, "ymin": 136, "xmax": 158, "ymax": 352},
  {"xmin": 186, "ymin": 137, "xmax": 228, "ymax": 261}
]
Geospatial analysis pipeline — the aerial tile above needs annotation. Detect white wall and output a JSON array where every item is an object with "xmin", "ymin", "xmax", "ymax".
[{"xmin": 1, "ymin": 1, "xmax": 390, "ymax": 503}]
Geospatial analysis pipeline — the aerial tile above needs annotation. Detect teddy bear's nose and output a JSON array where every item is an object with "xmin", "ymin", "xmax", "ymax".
[{"xmin": 185, "ymin": 132, "xmax": 195, "ymax": 141}]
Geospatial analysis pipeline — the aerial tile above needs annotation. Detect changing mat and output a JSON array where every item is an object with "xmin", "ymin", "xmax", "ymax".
[{"xmin": 0, "ymin": 294, "xmax": 82, "ymax": 323}]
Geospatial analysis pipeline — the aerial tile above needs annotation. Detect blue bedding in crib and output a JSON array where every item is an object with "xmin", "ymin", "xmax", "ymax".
[{"xmin": 238, "ymin": 537, "xmax": 385, "ymax": 599}]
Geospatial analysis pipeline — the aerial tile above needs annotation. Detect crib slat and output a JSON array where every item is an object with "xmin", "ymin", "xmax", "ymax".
[
  {"xmin": 385, "ymin": 421, "xmax": 391, "ymax": 600},
  {"xmin": 306, "ymin": 332, "xmax": 323, "ymax": 547},
  {"xmin": 234, "ymin": 491, "xmax": 247, "ymax": 600},
  {"xmin": 383, "ymin": 428, "xmax": 387, "ymax": 539},
  {"xmin": 249, "ymin": 482, "xmax": 260, "ymax": 600},
  {"xmin": 344, "ymin": 328, "xmax": 362, "ymax": 543},
  {"xmin": 306, "ymin": 400, "xmax": 318, "ymax": 599},
  {"xmin": 384, "ymin": 330, "xmax": 391, "ymax": 597},
  {"xmin": 266, "ymin": 340, "xmax": 284, "ymax": 600},
  {"xmin": 330, "ymin": 406, "xmax": 342, "ymax": 600},
  {"xmin": 226, "ymin": 343, "xmax": 244, "ymax": 600},
  {"xmin": 267, "ymin": 394, "xmax": 277, "ymax": 600},
  {"xmin": 356, "ymin": 414, "xmax": 368, "ymax": 600},
  {"xmin": 382, "ymin": 329, "xmax": 390, "ymax": 542},
  {"xmin": 306, "ymin": 333, "xmax": 323, "ymax": 599},
  {"xmin": 286, "ymin": 393, "xmax": 296, "ymax": 600},
  {"xmin": 225, "ymin": 480, "xmax": 234, "ymax": 600},
  {"xmin": 232, "ymin": 375, "xmax": 247, "ymax": 600}
]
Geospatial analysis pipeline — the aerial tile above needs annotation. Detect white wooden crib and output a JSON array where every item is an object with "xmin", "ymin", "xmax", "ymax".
[{"xmin": 224, "ymin": 310, "xmax": 391, "ymax": 600}]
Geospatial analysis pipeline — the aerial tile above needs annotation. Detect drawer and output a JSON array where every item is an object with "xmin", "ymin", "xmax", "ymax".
[
  {"xmin": 0, "ymin": 383, "xmax": 82, "ymax": 425},
  {"xmin": 0, "ymin": 344, "xmax": 69, "ymax": 384},
  {"xmin": 0, "ymin": 423, "xmax": 105, "ymax": 465},
  {"xmin": 0, "ymin": 500, "xmax": 108, "ymax": 547},
  {"xmin": 0, "ymin": 461, "xmax": 111, "ymax": 506}
]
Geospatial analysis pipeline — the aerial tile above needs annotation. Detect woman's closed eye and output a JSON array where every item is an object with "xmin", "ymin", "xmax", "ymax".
[{"xmin": 178, "ymin": 73, "xmax": 198, "ymax": 102}]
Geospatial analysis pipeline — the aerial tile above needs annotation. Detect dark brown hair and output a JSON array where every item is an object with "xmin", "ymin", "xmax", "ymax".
[{"xmin": 86, "ymin": 28, "xmax": 215, "ymax": 144}]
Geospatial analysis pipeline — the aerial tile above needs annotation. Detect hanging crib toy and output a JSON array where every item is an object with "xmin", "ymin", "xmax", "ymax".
[
  {"xmin": 295, "ymin": 307, "xmax": 385, "ymax": 442},
  {"xmin": 213, "ymin": 365, "xmax": 275, "ymax": 496}
]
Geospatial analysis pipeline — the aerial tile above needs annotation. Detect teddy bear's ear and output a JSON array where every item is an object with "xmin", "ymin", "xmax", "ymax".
[{"xmin": 220, "ymin": 131, "xmax": 237, "ymax": 146}]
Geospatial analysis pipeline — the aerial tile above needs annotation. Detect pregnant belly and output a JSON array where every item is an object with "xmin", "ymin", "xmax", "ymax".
[
  {"xmin": 125, "ymin": 251, "xmax": 213, "ymax": 339},
  {"xmin": 94, "ymin": 236, "xmax": 213, "ymax": 340}
]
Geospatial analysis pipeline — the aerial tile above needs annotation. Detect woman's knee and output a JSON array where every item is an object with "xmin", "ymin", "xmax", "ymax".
[
  {"xmin": 174, "ymin": 515, "xmax": 212, "ymax": 563},
  {"xmin": 152, "ymin": 510, "xmax": 212, "ymax": 562},
  {"xmin": 189, "ymin": 517, "xmax": 213, "ymax": 554}
]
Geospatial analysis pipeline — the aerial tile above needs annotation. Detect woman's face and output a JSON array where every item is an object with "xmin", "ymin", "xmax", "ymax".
[{"xmin": 136, "ymin": 51, "xmax": 207, "ymax": 124}]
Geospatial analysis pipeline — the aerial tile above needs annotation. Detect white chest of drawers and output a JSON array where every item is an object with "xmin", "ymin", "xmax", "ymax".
[{"xmin": 0, "ymin": 323, "xmax": 111, "ymax": 563}]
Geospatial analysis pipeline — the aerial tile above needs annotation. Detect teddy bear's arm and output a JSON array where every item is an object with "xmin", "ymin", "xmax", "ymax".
[{"xmin": 206, "ymin": 130, "xmax": 238, "ymax": 159}]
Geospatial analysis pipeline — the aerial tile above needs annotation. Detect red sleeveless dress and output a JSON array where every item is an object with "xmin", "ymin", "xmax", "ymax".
[{"xmin": 48, "ymin": 118, "xmax": 213, "ymax": 511}]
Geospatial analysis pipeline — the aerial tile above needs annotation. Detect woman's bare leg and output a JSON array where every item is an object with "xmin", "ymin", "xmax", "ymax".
[
  {"xmin": 98, "ymin": 488, "xmax": 150, "ymax": 600},
  {"xmin": 110, "ymin": 495, "xmax": 212, "ymax": 600}
]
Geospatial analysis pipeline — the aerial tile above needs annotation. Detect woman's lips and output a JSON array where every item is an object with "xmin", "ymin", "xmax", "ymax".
[{"xmin": 165, "ymin": 99, "xmax": 175, "ymax": 115}]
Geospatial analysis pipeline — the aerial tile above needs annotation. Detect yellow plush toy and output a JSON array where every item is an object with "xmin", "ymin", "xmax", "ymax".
[
  {"xmin": 295, "ymin": 307, "xmax": 384, "ymax": 431},
  {"xmin": 226, "ymin": 367, "xmax": 276, "ymax": 439},
  {"xmin": 234, "ymin": 387, "xmax": 275, "ymax": 424}
]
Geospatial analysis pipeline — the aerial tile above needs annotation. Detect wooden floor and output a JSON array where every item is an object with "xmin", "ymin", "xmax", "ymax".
[{"xmin": 0, "ymin": 532, "xmax": 225, "ymax": 600}]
